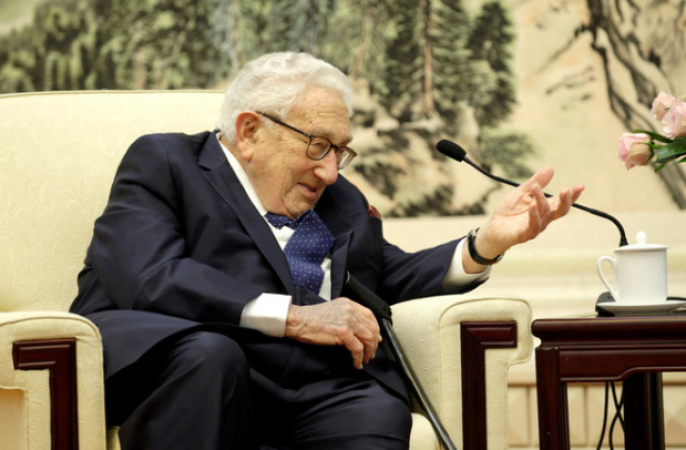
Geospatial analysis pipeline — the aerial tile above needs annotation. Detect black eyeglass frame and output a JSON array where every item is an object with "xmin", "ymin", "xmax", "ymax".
[{"xmin": 256, "ymin": 111, "xmax": 357, "ymax": 170}]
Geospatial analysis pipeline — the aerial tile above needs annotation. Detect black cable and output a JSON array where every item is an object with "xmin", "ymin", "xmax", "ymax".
[
  {"xmin": 608, "ymin": 382, "xmax": 625, "ymax": 449},
  {"xmin": 596, "ymin": 382, "xmax": 610, "ymax": 450},
  {"xmin": 611, "ymin": 382, "xmax": 625, "ymax": 431}
]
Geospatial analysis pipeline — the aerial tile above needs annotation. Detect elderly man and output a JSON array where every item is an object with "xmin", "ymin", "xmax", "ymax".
[{"xmin": 71, "ymin": 52, "xmax": 583, "ymax": 450}]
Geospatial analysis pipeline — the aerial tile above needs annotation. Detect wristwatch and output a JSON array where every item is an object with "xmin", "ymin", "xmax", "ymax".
[{"xmin": 467, "ymin": 228, "xmax": 504, "ymax": 265}]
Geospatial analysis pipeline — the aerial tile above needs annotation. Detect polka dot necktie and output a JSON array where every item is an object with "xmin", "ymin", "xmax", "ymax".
[{"xmin": 265, "ymin": 209, "xmax": 334, "ymax": 294}]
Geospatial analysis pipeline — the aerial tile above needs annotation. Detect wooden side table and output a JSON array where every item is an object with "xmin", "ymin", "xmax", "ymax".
[{"xmin": 532, "ymin": 316, "xmax": 686, "ymax": 450}]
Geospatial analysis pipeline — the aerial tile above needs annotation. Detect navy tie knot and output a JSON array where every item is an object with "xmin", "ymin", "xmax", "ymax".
[
  {"xmin": 265, "ymin": 212, "xmax": 306, "ymax": 230},
  {"xmin": 265, "ymin": 209, "xmax": 334, "ymax": 294}
]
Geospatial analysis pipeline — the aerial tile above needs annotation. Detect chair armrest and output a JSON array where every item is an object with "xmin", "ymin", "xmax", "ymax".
[
  {"xmin": 0, "ymin": 311, "xmax": 107, "ymax": 450},
  {"xmin": 391, "ymin": 295, "xmax": 533, "ymax": 450}
]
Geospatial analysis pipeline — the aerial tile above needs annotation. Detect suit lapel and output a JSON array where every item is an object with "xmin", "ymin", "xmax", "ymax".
[
  {"xmin": 197, "ymin": 136, "xmax": 296, "ymax": 293},
  {"xmin": 316, "ymin": 189, "xmax": 352, "ymax": 298}
]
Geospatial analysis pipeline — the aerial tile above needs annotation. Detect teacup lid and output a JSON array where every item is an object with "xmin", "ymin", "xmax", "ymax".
[{"xmin": 615, "ymin": 231, "xmax": 668, "ymax": 252}]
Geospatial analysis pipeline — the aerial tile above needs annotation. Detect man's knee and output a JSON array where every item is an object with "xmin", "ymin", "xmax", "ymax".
[
  {"xmin": 168, "ymin": 331, "xmax": 249, "ymax": 382},
  {"xmin": 104, "ymin": 331, "xmax": 250, "ymax": 427},
  {"xmin": 288, "ymin": 380, "xmax": 412, "ymax": 449}
]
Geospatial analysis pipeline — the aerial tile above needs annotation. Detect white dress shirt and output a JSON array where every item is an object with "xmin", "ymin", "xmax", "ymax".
[{"xmin": 217, "ymin": 136, "xmax": 490, "ymax": 337}]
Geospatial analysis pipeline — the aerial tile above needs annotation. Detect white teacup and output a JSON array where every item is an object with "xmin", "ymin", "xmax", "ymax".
[{"xmin": 596, "ymin": 232, "xmax": 668, "ymax": 304}]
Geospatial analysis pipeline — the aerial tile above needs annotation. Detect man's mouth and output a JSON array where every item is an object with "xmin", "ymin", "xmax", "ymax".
[{"xmin": 298, "ymin": 182, "xmax": 319, "ymax": 198}]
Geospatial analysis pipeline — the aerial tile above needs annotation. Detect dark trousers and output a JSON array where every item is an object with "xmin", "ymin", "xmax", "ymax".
[{"xmin": 105, "ymin": 331, "xmax": 412, "ymax": 450}]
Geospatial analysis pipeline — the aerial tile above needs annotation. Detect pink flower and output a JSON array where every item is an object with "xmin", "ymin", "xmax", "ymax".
[
  {"xmin": 618, "ymin": 133, "xmax": 652, "ymax": 169},
  {"xmin": 616, "ymin": 93, "xmax": 686, "ymax": 172},
  {"xmin": 651, "ymin": 92, "xmax": 677, "ymax": 121},
  {"xmin": 662, "ymin": 99, "xmax": 686, "ymax": 138}
]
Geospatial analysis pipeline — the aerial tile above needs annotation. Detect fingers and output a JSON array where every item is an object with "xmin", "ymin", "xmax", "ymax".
[
  {"xmin": 519, "ymin": 182, "xmax": 549, "ymax": 240},
  {"xmin": 522, "ymin": 166, "xmax": 554, "ymax": 191},
  {"xmin": 340, "ymin": 305, "xmax": 380, "ymax": 369},
  {"xmin": 548, "ymin": 184, "xmax": 583, "ymax": 221},
  {"xmin": 523, "ymin": 182, "xmax": 579, "ymax": 240},
  {"xmin": 571, "ymin": 184, "xmax": 585, "ymax": 203},
  {"xmin": 357, "ymin": 307, "xmax": 381, "ymax": 365},
  {"xmin": 342, "ymin": 336, "xmax": 366, "ymax": 370},
  {"xmin": 284, "ymin": 299, "xmax": 382, "ymax": 370},
  {"xmin": 531, "ymin": 183, "xmax": 551, "ymax": 229},
  {"xmin": 526, "ymin": 172, "xmax": 585, "ymax": 226},
  {"xmin": 488, "ymin": 168, "xmax": 584, "ymax": 251},
  {"xmin": 551, "ymin": 188, "xmax": 572, "ymax": 220}
]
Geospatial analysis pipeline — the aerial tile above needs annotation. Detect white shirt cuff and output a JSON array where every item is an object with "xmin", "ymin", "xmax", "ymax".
[
  {"xmin": 239, "ymin": 293, "xmax": 292, "ymax": 337},
  {"xmin": 444, "ymin": 238, "xmax": 491, "ymax": 287}
]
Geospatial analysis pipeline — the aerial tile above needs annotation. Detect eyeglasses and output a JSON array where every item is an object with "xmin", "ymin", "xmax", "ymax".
[{"xmin": 256, "ymin": 112, "xmax": 357, "ymax": 170}]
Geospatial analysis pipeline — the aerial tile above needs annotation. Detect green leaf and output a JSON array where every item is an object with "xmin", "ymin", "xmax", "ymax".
[
  {"xmin": 654, "ymin": 140, "xmax": 686, "ymax": 164},
  {"xmin": 660, "ymin": 155, "xmax": 686, "ymax": 172}
]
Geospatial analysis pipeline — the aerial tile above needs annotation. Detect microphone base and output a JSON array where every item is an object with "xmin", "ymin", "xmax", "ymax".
[{"xmin": 595, "ymin": 291, "xmax": 616, "ymax": 317}]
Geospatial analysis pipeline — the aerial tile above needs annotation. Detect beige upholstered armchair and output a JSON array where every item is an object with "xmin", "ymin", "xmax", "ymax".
[{"xmin": 0, "ymin": 91, "xmax": 533, "ymax": 450}]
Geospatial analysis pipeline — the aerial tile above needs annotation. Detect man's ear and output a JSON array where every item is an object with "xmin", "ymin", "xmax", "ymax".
[{"xmin": 234, "ymin": 111, "xmax": 263, "ymax": 161}]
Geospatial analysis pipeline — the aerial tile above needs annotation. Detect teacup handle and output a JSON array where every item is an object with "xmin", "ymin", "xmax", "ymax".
[{"xmin": 597, "ymin": 256, "xmax": 619, "ymax": 300}]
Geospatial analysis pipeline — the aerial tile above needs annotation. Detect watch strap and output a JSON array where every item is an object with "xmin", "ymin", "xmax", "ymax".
[{"xmin": 467, "ymin": 228, "xmax": 503, "ymax": 265}]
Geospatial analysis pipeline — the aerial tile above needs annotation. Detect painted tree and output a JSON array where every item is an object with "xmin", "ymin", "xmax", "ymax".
[
  {"xmin": 92, "ymin": 0, "xmax": 233, "ymax": 89},
  {"xmin": 0, "ymin": 0, "xmax": 99, "ymax": 91},
  {"xmin": 380, "ymin": 0, "xmax": 422, "ymax": 122},
  {"xmin": 430, "ymin": 0, "xmax": 474, "ymax": 132},
  {"xmin": 225, "ymin": 0, "xmax": 338, "ymax": 70},
  {"xmin": 228, "ymin": 0, "xmax": 272, "ymax": 68},
  {"xmin": 324, "ymin": 0, "xmax": 392, "ymax": 80},
  {"xmin": 462, "ymin": 0, "xmax": 533, "ymax": 178},
  {"xmin": 380, "ymin": 0, "xmax": 482, "ymax": 129},
  {"xmin": 276, "ymin": 0, "xmax": 336, "ymax": 54},
  {"xmin": 0, "ymin": 30, "xmax": 37, "ymax": 92},
  {"xmin": 466, "ymin": 0, "xmax": 516, "ymax": 127},
  {"xmin": 0, "ymin": 0, "xmax": 233, "ymax": 91},
  {"xmin": 206, "ymin": 0, "xmax": 241, "ymax": 77}
]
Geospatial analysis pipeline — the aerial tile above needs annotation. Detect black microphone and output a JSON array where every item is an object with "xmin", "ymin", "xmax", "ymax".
[{"xmin": 436, "ymin": 139, "xmax": 628, "ymax": 247}]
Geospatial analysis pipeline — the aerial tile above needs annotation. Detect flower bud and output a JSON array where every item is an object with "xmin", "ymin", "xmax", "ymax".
[
  {"xmin": 627, "ymin": 142, "xmax": 652, "ymax": 168},
  {"xmin": 618, "ymin": 133, "xmax": 651, "ymax": 169}
]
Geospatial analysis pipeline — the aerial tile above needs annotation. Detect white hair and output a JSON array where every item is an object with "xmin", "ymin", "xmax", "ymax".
[{"xmin": 216, "ymin": 52, "xmax": 353, "ymax": 144}]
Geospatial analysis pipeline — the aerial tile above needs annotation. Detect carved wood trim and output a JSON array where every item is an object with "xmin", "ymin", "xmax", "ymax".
[
  {"xmin": 532, "ymin": 317, "xmax": 686, "ymax": 450},
  {"xmin": 461, "ymin": 321, "xmax": 517, "ymax": 450},
  {"xmin": 13, "ymin": 338, "xmax": 79, "ymax": 450}
]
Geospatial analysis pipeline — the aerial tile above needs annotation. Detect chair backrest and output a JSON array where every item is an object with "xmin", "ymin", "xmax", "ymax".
[{"xmin": 0, "ymin": 90, "xmax": 225, "ymax": 312}]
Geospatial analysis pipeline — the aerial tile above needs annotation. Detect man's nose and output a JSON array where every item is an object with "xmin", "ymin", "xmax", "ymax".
[{"xmin": 314, "ymin": 151, "xmax": 339, "ymax": 185}]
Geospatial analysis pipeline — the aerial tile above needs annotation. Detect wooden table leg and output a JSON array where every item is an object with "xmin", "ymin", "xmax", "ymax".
[
  {"xmin": 624, "ymin": 373, "xmax": 665, "ymax": 450},
  {"xmin": 536, "ymin": 346, "xmax": 570, "ymax": 450}
]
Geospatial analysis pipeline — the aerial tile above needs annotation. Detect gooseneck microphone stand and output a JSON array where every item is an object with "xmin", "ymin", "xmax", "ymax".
[{"xmin": 436, "ymin": 139, "xmax": 628, "ymax": 247}]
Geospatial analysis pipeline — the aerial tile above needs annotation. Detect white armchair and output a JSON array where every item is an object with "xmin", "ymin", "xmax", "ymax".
[{"xmin": 0, "ymin": 90, "xmax": 533, "ymax": 450}]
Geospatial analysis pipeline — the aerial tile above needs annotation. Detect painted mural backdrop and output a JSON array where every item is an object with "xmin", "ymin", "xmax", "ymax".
[{"xmin": 1, "ymin": 0, "xmax": 684, "ymax": 217}]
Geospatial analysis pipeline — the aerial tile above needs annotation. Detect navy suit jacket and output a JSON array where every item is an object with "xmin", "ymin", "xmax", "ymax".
[{"xmin": 71, "ymin": 131, "xmax": 478, "ymax": 400}]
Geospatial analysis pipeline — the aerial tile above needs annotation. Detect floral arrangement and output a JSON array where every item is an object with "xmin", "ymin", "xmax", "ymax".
[{"xmin": 618, "ymin": 92, "xmax": 686, "ymax": 171}]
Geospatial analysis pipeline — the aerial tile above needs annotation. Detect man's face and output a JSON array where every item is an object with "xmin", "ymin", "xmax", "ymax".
[{"xmin": 243, "ymin": 86, "xmax": 351, "ymax": 219}]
